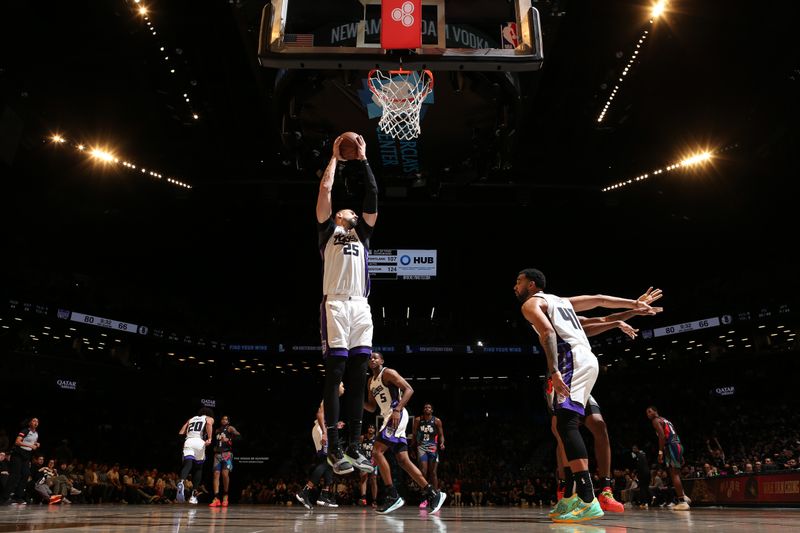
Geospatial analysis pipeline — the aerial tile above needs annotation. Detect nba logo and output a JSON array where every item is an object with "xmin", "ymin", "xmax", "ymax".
[{"xmin": 501, "ymin": 22, "xmax": 518, "ymax": 49}]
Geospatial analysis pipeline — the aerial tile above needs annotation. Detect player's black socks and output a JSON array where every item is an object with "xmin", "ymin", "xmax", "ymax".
[
  {"xmin": 423, "ymin": 483, "xmax": 435, "ymax": 497},
  {"xmin": 601, "ymin": 477, "xmax": 613, "ymax": 491},
  {"xmin": 387, "ymin": 484, "xmax": 398, "ymax": 498},
  {"xmin": 574, "ymin": 470, "xmax": 594, "ymax": 503},
  {"xmin": 323, "ymin": 357, "xmax": 346, "ymax": 450},
  {"xmin": 563, "ymin": 468, "xmax": 574, "ymax": 498}
]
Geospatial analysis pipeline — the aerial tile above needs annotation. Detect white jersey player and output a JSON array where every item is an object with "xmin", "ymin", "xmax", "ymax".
[
  {"xmin": 177, "ymin": 407, "xmax": 214, "ymax": 504},
  {"xmin": 515, "ymin": 268, "xmax": 653, "ymax": 523},
  {"xmin": 315, "ymin": 134, "xmax": 378, "ymax": 475},
  {"xmin": 364, "ymin": 352, "xmax": 447, "ymax": 515}
]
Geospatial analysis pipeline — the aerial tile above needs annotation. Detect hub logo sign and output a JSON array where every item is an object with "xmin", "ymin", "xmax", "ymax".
[{"xmin": 396, "ymin": 249, "xmax": 436, "ymax": 278}]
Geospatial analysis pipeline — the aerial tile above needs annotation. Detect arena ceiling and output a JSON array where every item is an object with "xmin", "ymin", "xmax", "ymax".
[{"xmin": 2, "ymin": 0, "xmax": 797, "ymax": 336}]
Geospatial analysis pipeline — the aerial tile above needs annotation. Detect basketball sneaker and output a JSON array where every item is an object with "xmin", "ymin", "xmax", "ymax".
[
  {"xmin": 598, "ymin": 489, "xmax": 624, "ymax": 513},
  {"xmin": 552, "ymin": 497, "xmax": 604, "ymax": 523},
  {"xmin": 419, "ymin": 498, "xmax": 428, "ymax": 509},
  {"xmin": 358, "ymin": 497, "xmax": 368, "ymax": 506},
  {"xmin": 176, "ymin": 481, "xmax": 185, "ymax": 503},
  {"xmin": 221, "ymin": 497, "xmax": 229, "ymax": 507},
  {"xmin": 345, "ymin": 445, "xmax": 374, "ymax": 473},
  {"xmin": 672, "ymin": 500, "xmax": 690, "ymax": 511},
  {"xmin": 209, "ymin": 498, "xmax": 221, "ymax": 507},
  {"xmin": 426, "ymin": 491, "xmax": 447, "ymax": 514},
  {"xmin": 548, "ymin": 494, "xmax": 578, "ymax": 519},
  {"xmin": 327, "ymin": 447, "xmax": 354, "ymax": 475},
  {"xmin": 295, "ymin": 486, "xmax": 312, "ymax": 510},
  {"xmin": 188, "ymin": 492, "xmax": 198, "ymax": 505},
  {"xmin": 316, "ymin": 490, "xmax": 339, "ymax": 508},
  {"xmin": 376, "ymin": 494, "xmax": 405, "ymax": 514},
  {"xmin": 48, "ymin": 495, "xmax": 63, "ymax": 505}
]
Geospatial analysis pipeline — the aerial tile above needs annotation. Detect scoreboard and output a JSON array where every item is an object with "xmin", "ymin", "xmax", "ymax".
[{"xmin": 368, "ymin": 249, "xmax": 437, "ymax": 280}]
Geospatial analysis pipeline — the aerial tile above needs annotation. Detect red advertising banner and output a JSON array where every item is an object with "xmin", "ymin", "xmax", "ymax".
[
  {"xmin": 683, "ymin": 472, "xmax": 800, "ymax": 505},
  {"xmin": 381, "ymin": 0, "xmax": 422, "ymax": 49}
]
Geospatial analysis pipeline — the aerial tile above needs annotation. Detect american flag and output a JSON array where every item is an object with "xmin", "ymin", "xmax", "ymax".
[{"xmin": 284, "ymin": 33, "xmax": 314, "ymax": 47}]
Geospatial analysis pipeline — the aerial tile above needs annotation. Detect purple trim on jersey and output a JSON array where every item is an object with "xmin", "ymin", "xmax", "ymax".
[
  {"xmin": 328, "ymin": 348, "xmax": 349, "ymax": 357},
  {"xmin": 320, "ymin": 297, "xmax": 329, "ymax": 357},
  {"xmin": 379, "ymin": 426, "xmax": 407, "ymax": 445},
  {"xmin": 558, "ymin": 345, "xmax": 575, "ymax": 388},
  {"xmin": 349, "ymin": 346, "xmax": 372, "ymax": 357},
  {"xmin": 183, "ymin": 455, "xmax": 205, "ymax": 464},
  {"xmin": 364, "ymin": 248, "xmax": 371, "ymax": 297},
  {"xmin": 555, "ymin": 345, "xmax": 585, "ymax": 415},
  {"xmin": 556, "ymin": 397, "xmax": 585, "ymax": 416}
]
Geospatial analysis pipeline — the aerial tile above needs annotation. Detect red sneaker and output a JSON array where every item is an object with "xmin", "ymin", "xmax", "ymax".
[
  {"xmin": 556, "ymin": 488, "xmax": 565, "ymax": 502},
  {"xmin": 598, "ymin": 489, "xmax": 624, "ymax": 513},
  {"xmin": 209, "ymin": 498, "xmax": 221, "ymax": 507},
  {"xmin": 222, "ymin": 498, "xmax": 229, "ymax": 507}
]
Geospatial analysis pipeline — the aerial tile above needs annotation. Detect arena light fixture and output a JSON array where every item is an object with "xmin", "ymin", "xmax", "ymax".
[
  {"xmin": 602, "ymin": 150, "xmax": 715, "ymax": 192},
  {"xmin": 651, "ymin": 0, "xmax": 668, "ymax": 19},
  {"xmin": 138, "ymin": 6, "xmax": 148, "ymax": 16}
]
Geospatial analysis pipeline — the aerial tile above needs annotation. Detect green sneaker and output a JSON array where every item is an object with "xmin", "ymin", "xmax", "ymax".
[
  {"xmin": 552, "ymin": 497, "xmax": 604, "ymax": 523},
  {"xmin": 548, "ymin": 494, "xmax": 579, "ymax": 519}
]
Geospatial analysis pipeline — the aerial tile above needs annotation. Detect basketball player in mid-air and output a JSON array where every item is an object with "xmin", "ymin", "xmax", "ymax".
[
  {"xmin": 547, "ymin": 289, "xmax": 664, "ymax": 516},
  {"xmin": 364, "ymin": 352, "xmax": 447, "ymax": 514},
  {"xmin": 514, "ymin": 268, "xmax": 654, "ymax": 523},
  {"xmin": 316, "ymin": 134, "xmax": 377, "ymax": 475},
  {"xmin": 177, "ymin": 407, "xmax": 214, "ymax": 504},
  {"xmin": 647, "ymin": 406, "xmax": 690, "ymax": 510},
  {"xmin": 412, "ymin": 403, "xmax": 445, "ymax": 508},
  {"xmin": 209, "ymin": 415, "xmax": 240, "ymax": 507}
]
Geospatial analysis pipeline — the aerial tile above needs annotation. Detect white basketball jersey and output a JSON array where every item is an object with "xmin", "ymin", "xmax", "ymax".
[
  {"xmin": 533, "ymin": 292, "xmax": 592, "ymax": 352},
  {"xmin": 321, "ymin": 225, "xmax": 369, "ymax": 297},
  {"xmin": 369, "ymin": 368, "xmax": 401, "ymax": 419},
  {"xmin": 185, "ymin": 415, "xmax": 207, "ymax": 440}
]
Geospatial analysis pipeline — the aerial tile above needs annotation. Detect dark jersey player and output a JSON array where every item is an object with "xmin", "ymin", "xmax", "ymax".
[
  {"xmin": 647, "ymin": 406, "xmax": 690, "ymax": 510},
  {"xmin": 357, "ymin": 425, "xmax": 378, "ymax": 507},
  {"xmin": 209, "ymin": 415, "xmax": 240, "ymax": 507},
  {"xmin": 412, "ymin": 403, "xmax": 445, "ymax": 508},
  {"xmin": 316, "ymin": 134, "xmax": 378, "ymax": 476}
]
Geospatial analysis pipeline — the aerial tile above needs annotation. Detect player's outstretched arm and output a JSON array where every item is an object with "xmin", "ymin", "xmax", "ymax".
[
  {"xmin": 568, "ymin": 294, "xmax": 652, "ymax": 313},
  {"xmin": 581, "ymin": 318, "xmax": 638, "ymax": 339},
  {"xmin": 316, "ymin": 137, "xmax": 342, "ymax": 223},
  {"xmin": 356, "ymin": 135, "xmax": 378, "ymax": 227}
]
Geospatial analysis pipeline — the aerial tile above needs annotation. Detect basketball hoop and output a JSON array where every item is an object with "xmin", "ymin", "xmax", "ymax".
[{"xmin": 367, "ymin": 68, "xmax": 434, "ymax": 140}]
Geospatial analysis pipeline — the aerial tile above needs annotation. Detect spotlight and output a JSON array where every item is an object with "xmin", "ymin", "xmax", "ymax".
[
  {"xmin": 651, "ymin": 0, "xmax": 667, "ymax": 18},
  {"xmin": 138, "ymin": 6, "xmax": 148, "ymax": 16},
  {"xmin": 51, "ymin": 134, "xmax": 66, "ymax": 143}
]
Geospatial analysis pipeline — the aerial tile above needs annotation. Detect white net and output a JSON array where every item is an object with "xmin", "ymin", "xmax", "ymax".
[{"xmin": 368, "ymin": 69, "xmax": 434, "ymax": 141}]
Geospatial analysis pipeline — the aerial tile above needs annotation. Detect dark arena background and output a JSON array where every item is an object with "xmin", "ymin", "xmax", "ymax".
[{"xmin": 1, "ymin": 0, "xmax": 799, "ymax": 531}]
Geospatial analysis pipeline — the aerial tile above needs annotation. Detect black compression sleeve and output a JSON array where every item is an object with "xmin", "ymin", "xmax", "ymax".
[{"xmin": 359, "ymin": 160, "xmax": 378, "ymax": 214}]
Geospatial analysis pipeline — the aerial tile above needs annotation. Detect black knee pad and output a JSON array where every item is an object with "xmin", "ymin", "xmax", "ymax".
[{"xmin": 556, "ymin": 409, "xmax": 588, "ymax": 461}]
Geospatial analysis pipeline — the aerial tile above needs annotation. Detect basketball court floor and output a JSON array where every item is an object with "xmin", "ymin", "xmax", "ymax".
[{"xmin": 1, "ymin": 505, "xmax": 797, "ymax": 532}]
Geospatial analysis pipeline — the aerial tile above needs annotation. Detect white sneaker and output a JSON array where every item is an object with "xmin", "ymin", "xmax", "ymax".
[
  {"xmin": 176, "ymin": 481, "xmax": 185, "ymax": 503},
  {"xmin": 70, "ymin": 487, "xmax": 82, "ymax": 495},
  {"xmin": 684, "ymin": 495, "xmax": 692, "ymax": 504},
  {"xmin": 189, "ymin": 494, "xmax": 198, "ymax": 505},
  {"xmin": 672, "ymin": 501, "xmax": 690, "ymax": 511},
  {"xmin": 62, "ymin": 497, "xmax": 72, "ymax": 504}
]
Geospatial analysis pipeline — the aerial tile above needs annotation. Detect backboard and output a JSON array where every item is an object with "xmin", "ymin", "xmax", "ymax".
[{"xmin": 259, "ymin": 0, "xmax": 543, "ymax": 71}]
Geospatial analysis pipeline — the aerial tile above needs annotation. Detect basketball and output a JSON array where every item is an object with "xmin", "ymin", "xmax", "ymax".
[{"xmin": 338, "ymin": 131, "xmax": 361, "ymax": 160}]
